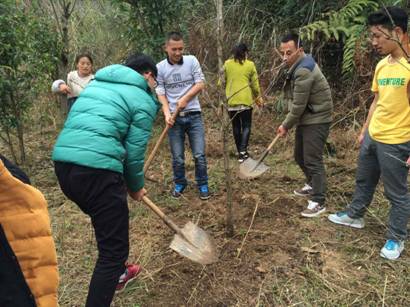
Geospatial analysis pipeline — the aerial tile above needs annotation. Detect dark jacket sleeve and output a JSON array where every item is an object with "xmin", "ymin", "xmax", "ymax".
[
  {"xmin": 282, "ymin": 68, "xmax": 314, "ymax": 130},
  {"xmin": 0, "ymin": 155, "xmax": 30, "ymax": 185}
]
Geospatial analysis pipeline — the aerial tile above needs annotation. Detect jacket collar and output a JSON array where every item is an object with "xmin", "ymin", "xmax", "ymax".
[
  {"xmin": 287, "ymin": 53, "xmax": 306, "ymax": 77},
  {"xmin": 167, "ymin": 56, "xmax": 184, "ymax": 65}
]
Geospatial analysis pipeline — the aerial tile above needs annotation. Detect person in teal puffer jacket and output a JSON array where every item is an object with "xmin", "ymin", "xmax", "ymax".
[{"xmin": 52, "ymin": 53, "xmax": 160, "ymax": 307}]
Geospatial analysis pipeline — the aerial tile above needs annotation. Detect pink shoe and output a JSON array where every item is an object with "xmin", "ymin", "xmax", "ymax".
[{"xmin": 116, "ymin": 263, "xmax": 142, "ymax": 292}]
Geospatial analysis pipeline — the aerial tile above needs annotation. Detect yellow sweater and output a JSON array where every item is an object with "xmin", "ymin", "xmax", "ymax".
[
  {"xmin": 224, "ymin": 59, "xmax": 261, "ymax": 107},
  {"xmin": 370, "ymin": 56, "xmax": 410, "ymax": 144},
  {"xmin": 0, "ymin": 161, "xmax": 59, "ymax": 307}
]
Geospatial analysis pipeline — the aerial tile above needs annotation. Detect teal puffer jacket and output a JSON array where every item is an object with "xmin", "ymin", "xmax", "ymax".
[{"xmin": 52, "ymin": 64, "xmax": 160, "ymax": 191}]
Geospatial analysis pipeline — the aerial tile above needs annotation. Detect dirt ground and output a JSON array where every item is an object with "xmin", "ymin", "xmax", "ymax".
[{"xmin": 11, "ymin": 107, "xmax": 410, "ymax": 307}]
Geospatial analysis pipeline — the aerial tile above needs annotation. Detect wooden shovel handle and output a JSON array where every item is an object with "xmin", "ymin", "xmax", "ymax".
[
  {"xmin": 144, "ymin": 109, "xmax": 180, "ymax": 175},
  {"xmin": 142, "ymin": 195, "xmax": 198, "ymax": 247},
  {"xmin": 256, "ymin": 134, "xmax": 280, "ymax": 165},
  {"xmin": 142, "ymin": 195, "xmax": 183, "ymax": 236}
]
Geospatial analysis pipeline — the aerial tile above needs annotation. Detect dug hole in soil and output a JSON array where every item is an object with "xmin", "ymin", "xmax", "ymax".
[{"xmin": 126, "ymin": 109, "xmax": 335, "ymax": 306}]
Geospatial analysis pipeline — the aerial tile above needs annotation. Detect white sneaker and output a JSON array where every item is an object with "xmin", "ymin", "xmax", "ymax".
[
  {"xmin": 328, "ymin": 211, "xmax": 365, "ymax": 229},
  {"xmin": 380, "ymin": 240, "xmax": 404, "ymax": 260},
  {"xmin": 294, "ymin": 183, "xmax": 313, "ymax": 197},
  {"xmin": 301, "ymin": 200, "xmax": 326, "ymax": 217}
]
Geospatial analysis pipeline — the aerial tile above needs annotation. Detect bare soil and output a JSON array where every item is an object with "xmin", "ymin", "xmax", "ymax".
[{"xmin": 9, "ymin": 106, "xmax": 410, "ymax": 307}]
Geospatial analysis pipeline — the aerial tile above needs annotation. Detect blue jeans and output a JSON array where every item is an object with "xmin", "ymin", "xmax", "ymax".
[
  {"xmin": 168, "ymin": 113, "xmax": 208, "ymax": 187},
  {"xmin": 347, "ymin": 132, "xmax": 410, "ymax": 241}
]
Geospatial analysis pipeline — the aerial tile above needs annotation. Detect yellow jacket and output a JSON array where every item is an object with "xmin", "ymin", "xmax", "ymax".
[
  {"xmin": 0, "ymin": 160, "xmax": 59, "ymax": 307},
  {"xmin": 224, "ymin": 58, "xmax": 261, "ymax": 107}
]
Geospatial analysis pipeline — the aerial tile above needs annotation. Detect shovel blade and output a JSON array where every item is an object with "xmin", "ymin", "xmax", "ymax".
[
  {"xmin": 169, "ymin": 221, "xmax": 218, "ymax": 265},
  {"xmin": 239, "ymin": 158, "xmax": 270, "ymax": 179}
]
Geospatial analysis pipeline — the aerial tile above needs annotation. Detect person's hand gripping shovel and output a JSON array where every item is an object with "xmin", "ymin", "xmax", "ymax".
[{"xmin": 143, "ymin": 107, "xmax": 180, "ymax": 175}]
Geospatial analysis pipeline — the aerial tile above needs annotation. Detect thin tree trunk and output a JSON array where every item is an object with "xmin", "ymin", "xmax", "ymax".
[
  {"xmin": 3, "ymin": 127, "xmax": 18, "ymax": 163},
  {"xmin": 16, "ymin": 122, "xmax": 26, "ymax": 164},
  {"xmin": 152, "ymin": 0, "xmax": 164, "ymax": 35},
  {"xmin": 50, "ymin": 0, "xmax": 71, "ymax": 116},
  {"xmin": 216, "ymin": 0, "xmax": 234, "ymax": 237},
  {"xmin": 10, "ymin": 92, "xmax": 25, "ymax": 164},
  {"xmin": 59, "ymin": 3, "xmax": 70, "ymax": 115}
]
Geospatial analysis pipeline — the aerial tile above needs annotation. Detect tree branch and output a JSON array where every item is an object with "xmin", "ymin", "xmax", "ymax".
[
  {"xmin": 49, "ymin": 0, "xmax": 64, "ymax": 38},
  {"xmin": 69, "ymin": 0, "xmax": 78, "ymax": 16},
  {"xmin": 378, "ymin": 3, "xmax": 410, "ymax": 62}
]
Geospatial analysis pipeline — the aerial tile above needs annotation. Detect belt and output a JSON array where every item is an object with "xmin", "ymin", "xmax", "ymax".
[{"xmin": 177, "ymin": 110, "xmax": 201, "ymax": 117}]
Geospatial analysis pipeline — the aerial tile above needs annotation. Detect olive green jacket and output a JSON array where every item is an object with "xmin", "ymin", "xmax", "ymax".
[{"xmin": 282, "ymin": 54, "xmax": 333, "ymax": 129}]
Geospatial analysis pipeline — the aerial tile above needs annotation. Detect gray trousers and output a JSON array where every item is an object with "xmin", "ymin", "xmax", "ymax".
[
  {"xmin": 294, "ymin": 123, "xmax": 330, "ymax": 205},
  {"xmin": 347, "ymin": 132, "xmax": 410, "ymax": 241}
]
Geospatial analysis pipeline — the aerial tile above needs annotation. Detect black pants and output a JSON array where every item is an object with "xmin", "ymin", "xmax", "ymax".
[
  {"xmin": 229, "ymin": 109, "xmax": 252, "ymax": 153},
  {"xmin": 67, "ymin": 97, "xmax": 77, "ymax": 113},
  {"xmin": 294, "ymin": 123, "xmax": 330, "ymax": 205},
  {"xmin": 54, "ymin": 162, "xmax": 129, "ymax": 307},
  {"xmin": 0, "ymin": 225, "xmax": 36, "ymax": 307}
]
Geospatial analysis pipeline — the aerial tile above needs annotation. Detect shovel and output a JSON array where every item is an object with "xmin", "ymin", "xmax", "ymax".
[
  {"xmin": 142, "ymin": 196, "xmax": 218, "ymax": 265},
  {"xmin": 239, "ymin": 134, "xmax": 280, "ymax": 179},
  {"xmin": 141, "ymin": 106, "xmax": 218, "ymax": 265},
  {"xmin": 143, "ymin": 108, "xmax": 180, "ymax": 175}
]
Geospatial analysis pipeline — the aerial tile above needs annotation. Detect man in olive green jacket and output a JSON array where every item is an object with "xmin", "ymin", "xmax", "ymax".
[{"xmin": 277, "ymin": 33, "xmax": 333, "ymax": 218}]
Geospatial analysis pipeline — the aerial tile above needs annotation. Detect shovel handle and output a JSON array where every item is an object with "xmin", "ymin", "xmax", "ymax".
[
  {"xmin": 143, "ymin": 126, "xmax": 169, "ymax": 174},
  {"xmin": 144, "ymin": 109, "xmax": 180, "ymax": 175},
  {"xmin": 142, "ymin": 195, "xmax": 183, "ymax": 236},
  {"xmin": 256, "ymin": 134, "xmax": 280, "ymax": 165}
]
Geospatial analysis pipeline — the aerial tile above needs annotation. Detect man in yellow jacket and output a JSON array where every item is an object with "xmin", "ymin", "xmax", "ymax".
[{"xmin": 0, "ymin": 155, "xmax": 59, "ymax": 307}]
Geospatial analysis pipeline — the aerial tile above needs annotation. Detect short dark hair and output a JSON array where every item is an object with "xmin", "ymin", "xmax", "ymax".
[
  {"xmin": 232, "ymin": 43, "xmax": 249, "ymax": 64},
  {"xmin": 368, "ymin": 6, "xmax": 408, "ymax": 33},
  {"xmin": 281, "ymin": 33, "xmax": 303, "ymax": 48},
  {"xmin": 75, "ymin": 53, "xmax": 93, "ymax": 65},
  {"xmin": 166, "ymin": 31, "xmax": 183, "ymax": 42},
  {"xmin": 124, "ymin": 53, "xmax": 157, "ymax": 78}
]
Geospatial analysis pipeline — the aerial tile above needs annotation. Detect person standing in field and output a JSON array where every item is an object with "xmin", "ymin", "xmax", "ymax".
[
  {"xmin": 156, "ymin": 31, "xmax": 210, "ymax": 200},
  {"xmin": 0, "ymin": 155, "xmax": 59, "ymax": 307},
  {"xmin": 53, "ymin": 53, "xmax": 160, "ymax": 306},
  {"xmin": 328, "ymin": 6, "xmax": 410, "ymax": 260},
  {"xmin": 277, "ymin": 33, "xmax": 333, "ymax": 218},
  {"xmin": 52, "ymin": 53, "xmax": 94, "ymax": 112},
  {"xmin": 224, "ymin": 43, "xmax": 263, "ymax": 163}
]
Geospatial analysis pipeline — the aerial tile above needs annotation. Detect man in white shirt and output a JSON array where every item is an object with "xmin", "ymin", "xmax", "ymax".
[{"xmin": 156, "ymin": 31, "xmax": 210, "ymax": 200}]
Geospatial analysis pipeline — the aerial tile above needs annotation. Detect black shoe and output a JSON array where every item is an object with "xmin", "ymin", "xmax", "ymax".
[{"xmin": 238, "ymin": 151, "xmax": 249, "ymax": 163}]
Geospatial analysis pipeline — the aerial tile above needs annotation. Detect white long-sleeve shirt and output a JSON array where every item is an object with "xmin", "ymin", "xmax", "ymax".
[
  {"xmin": 51, "ymin": 70, "xmax": 94, "ymax": 98},
  {"xmin": 156, "ymin": 55, "xmax": 205, "ymax": 113}
]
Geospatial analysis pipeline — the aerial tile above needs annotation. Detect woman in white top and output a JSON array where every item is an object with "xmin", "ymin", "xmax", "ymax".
[{"xmin": 52, "ymin": 53, "xmax": 94, "ymax": 112}]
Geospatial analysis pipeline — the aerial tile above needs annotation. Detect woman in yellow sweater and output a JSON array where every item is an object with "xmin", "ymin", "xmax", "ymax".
[{"xmin": 224, "ymin": 43, "xmax": 262, "ymax": 162}]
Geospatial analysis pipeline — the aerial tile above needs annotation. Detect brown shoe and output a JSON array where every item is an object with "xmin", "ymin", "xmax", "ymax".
[
  {"xmin": 294, "ymin": 183, "xmax": 313, "ymax": 197},
  {"xmin": 301, "ymin": 200, "xmax": 326, "ymax": 217}
]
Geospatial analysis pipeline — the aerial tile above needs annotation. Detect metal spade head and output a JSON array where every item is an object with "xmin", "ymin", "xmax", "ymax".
[
  {"xmin": 169, "ymin": 221, "xmax": 218, "ymax": 265},
  {"xmin": 239, "ymin": 157, "xmax": 270, "ymax": 179}
]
